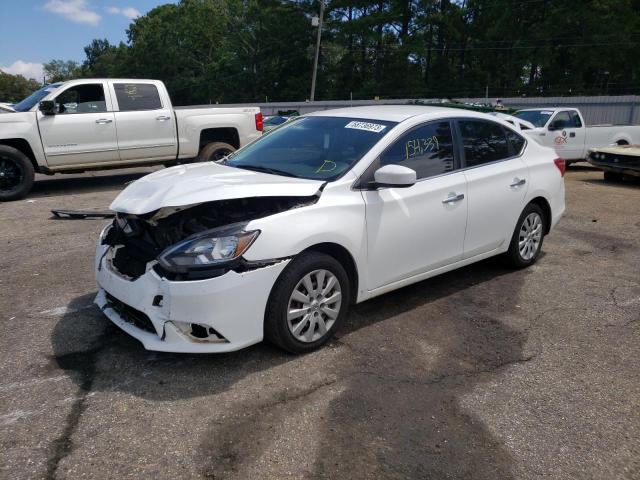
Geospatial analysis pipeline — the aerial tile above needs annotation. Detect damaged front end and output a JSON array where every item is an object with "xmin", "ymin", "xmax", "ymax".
[{"xmin": 102, "ymin": 195, "xmax": 318, "ymax": 281}]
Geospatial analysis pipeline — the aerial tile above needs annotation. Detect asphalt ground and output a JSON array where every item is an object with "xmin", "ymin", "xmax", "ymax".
[{"xmin": 1, "ymin": 165, "xmax": 639, "ymax": 479}]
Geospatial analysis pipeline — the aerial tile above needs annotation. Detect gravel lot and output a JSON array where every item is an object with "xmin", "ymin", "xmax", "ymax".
[{"xmin": 1, "ymin": 166, "xmax": 639, "ymax": 480}]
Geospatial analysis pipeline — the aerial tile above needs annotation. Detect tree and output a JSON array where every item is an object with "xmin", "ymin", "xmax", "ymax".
[
  {"xmin": 0, "ymin": 72, "xmax": 41, "ymax": 102},
  {"xmin": 43, "ymin": 60, "xmax": 81, "ymax": 83}
]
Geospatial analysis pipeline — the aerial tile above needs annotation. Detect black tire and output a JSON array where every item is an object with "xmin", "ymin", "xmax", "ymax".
[
  {"xmin": 504, "ymin": 203, "xmax": 546, "ymax": 268},
  {"xmin": 264, "ymin": 251, "xmax": 351, "ymax": 354},
  {"xmin": 604, "ymin": 171, "xmax": 623, "ymax": 182},
  {"xmin": 0, "ymin": 145, "xmax": 35, "ymax": 201},
  {"xmin": 197, "ymin": 142, "xmax": 236, "ymax": 163}
]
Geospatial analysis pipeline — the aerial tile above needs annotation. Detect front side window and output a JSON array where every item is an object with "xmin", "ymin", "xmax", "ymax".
[
  {"xmin": 114, "ymin": 83, "xmax": 162, "ymax": 111},
  {"xmin": 458, "ymin": 120, "xmax": 510, "ymax": 167},
  {"xmin": 54, "ymin": 84, "xmax": 106, "ymax": 114},
  {"xmin": 226, "ymin": 116, "xmax": 396, "ymax": 181},
  {"xmin": 551, "ymin": 111, "xmax": 572, "ymax": 130},
  {"xmin": 379, "ymin": 121, "xmax": 455, "ymax": 179},
  {"xmin": 570, "ymin": 111, "xmax": 583, "ymax": 127}
]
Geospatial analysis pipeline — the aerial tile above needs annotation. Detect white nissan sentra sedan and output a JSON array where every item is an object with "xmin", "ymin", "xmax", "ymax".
[{"xmin": 95, "ymin": 106, "xmax": 565, "ymax": 354}]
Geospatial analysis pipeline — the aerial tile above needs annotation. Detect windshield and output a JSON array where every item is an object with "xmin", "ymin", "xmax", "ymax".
[
  {"xmin": 513, "ymin": 110, "xmax": 554, "ymax": 128},
  {"xmin": 225, "ymin": 116, "xmax": 397, "ymax": 181},
  {"xmin": 12, "ymin": 83, "xmax": 63, "ymax": 112}
]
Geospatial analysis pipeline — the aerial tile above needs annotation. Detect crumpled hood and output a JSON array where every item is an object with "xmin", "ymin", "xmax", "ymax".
[{"xmin": 110, "ymin": 162, "xmax": 324, "ymax": 215}]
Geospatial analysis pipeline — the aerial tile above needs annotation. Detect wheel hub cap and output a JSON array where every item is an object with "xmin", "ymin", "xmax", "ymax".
[
  {"xmin": 287, "ymin": 269, "xmax": 342, "ymax": 343},
  {"xmin": 518, "ymin": 212, "xmax": 542, "ymax": 261}
]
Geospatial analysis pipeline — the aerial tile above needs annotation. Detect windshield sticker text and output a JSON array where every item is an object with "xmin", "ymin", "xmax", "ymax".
[
  {"xmin": 345, "ymin": 121, "xmax": 387, "ymax": 133},
  {"xmin": 316, "ymin": 160, "xmax": 337, "ymax": 173}
]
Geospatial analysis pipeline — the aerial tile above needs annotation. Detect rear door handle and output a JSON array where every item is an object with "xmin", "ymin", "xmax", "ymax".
[
  {"xmin": 442, "ymin": 192, "xmax": 465, "ymax": 204},
  {"xmin": 510, "ymin": 178, "xmax": 526, "ymax": 187},
  {"xmin": 95, "ymin": 118, "xmax": 112, "ymax": 124},
  {"xmin": 156, "ymin": 115, "xmax": 171, "ymax": 122}
]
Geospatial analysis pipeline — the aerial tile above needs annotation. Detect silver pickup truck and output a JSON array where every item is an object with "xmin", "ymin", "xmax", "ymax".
[{"xmin": 0, "ymin": 79, "xmax": 263, "ymax": 200}]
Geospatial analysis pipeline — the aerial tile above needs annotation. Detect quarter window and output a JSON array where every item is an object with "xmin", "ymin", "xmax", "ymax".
[
  {"xmin": 114, "ymin": 83, "xmax": 162, "ymax": 111},
  {"xmin": 379, "ymin": 121, "xmax": 455, "ymax": 179},
  {"xmin": 506, "ymin": 129, "xmax": 526, "ymax": 155},
  {"xmin": 54, "ymin": 84, "xmax": 106, "ymax": 114},
  {"xmin": 458, "ymin": 120, "xmax": 510, "ymax": 167}
]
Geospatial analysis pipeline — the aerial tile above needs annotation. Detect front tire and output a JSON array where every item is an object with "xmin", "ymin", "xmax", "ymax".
[
  {"xmin": 0, "ymin": 145, "xmax": 35, "ymax": 201},
  {"xmin": 197, "ymin": 142, "xmax": 236, "ymax": 163},
  {"xmin": 504, "ymin": 203, "xmax": 545, "ymax": 268},
  {"xmin": 265, "ymin": 251, "xmax": 351, "ymax": 354}
]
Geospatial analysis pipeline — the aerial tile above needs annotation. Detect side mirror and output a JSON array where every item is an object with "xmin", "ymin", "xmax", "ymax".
[
  {"xmin": 39, "ymin": 100, "xmax": 56, "ymax": 115},
  {"xmin": 373, "ymin": 164, "xmax": 417, "ymax": 188}
]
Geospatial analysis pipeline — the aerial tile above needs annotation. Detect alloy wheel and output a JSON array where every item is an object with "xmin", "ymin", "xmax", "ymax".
[
  {"xmin": 0, "ymin": 157, "xmax": 23, "ymax": 192},
  {"xmin": 518, "ymin": 212, "xmax": 543, "ymax": 261},
  {"xmin": 287, "ymin": 269, "xmax": 342, "ymax": 343}
]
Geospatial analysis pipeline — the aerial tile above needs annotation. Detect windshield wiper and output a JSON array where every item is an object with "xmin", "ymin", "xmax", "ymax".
[{"xmin": 234, "ymin": 164, "xmax": 299, "ymax": 178}]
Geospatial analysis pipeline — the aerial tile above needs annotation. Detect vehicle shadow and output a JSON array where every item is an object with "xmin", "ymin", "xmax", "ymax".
[
  {"xmin": 30, "ymin": 170, "xmax": 156, "ymax": 199},
  {"xmin": 51, "ymin": 257, "xmax": 529, "ymax": 478}
]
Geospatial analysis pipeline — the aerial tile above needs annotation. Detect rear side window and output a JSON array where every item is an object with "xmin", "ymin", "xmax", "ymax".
[
  {"xmin": 506, "ymin": 129, "xmax": 526, "ymax": 155},
  {"xmin": 114, "ymin": 83, "xmax": 162, "ymax": 111},
  {"xmin": 380, "ymin": 121, "xmax": 455, "ymax": 179},
  {"xmin": 458, "ymin": 120, "xmax": 510, "ymax": 167}
]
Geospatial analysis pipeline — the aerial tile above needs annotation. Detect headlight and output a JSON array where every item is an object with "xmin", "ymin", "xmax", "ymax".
[{"xmin": 158, "ymin": 223, "xmax": 260, "ymax": 272}]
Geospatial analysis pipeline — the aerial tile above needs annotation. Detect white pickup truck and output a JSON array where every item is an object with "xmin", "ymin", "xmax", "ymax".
[
  {"xmin": 0, "ymin": 79, "xmax": 263, "ymax": 200},
  {"xmin": 513, "ymin": 108, "xmax": 640, "ymax": 164}
]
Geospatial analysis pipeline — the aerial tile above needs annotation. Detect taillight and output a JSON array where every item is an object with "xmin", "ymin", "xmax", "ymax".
[
  {"xmin": 255, "ymin": 112, "xmax": 263, "ymax": 132},
  {"xmin": 554, "ymin": 158, "xmax": 565, "ymax": 177}
]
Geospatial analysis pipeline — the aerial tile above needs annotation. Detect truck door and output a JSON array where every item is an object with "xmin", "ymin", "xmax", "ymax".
[
  {"xmin": 110, "ymin": 82, "xmax": 177, "ymax": 162},
  {"xmin": 37, "ymin": 82, "xmax": 119, "ymax": 166},
  {"xmin": 548, "ymin": 110, "xmax": 585, "ymax": 160}
]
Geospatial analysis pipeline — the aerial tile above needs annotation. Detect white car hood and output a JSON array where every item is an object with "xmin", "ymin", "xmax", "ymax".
[{"xmin": 110, "ymin": 162, "xmax": 324, "ymax": 215}]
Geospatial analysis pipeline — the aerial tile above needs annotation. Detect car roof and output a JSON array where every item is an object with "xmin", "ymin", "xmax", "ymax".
[{"xmin": 307, "ymin": 105, "xmax": 497, "ymax": 123}]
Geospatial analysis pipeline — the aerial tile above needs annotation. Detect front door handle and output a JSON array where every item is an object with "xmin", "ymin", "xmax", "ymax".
[
  {"xmin": 156, "ymin": 115, "xmax": 171, "ymax": 122},
  {"xmin": 95, "ymin": 118, "xmax": 113, "ymax": 124},
  {"xmin": 442, "ymin": 192, "xmax": 465, "ymax": 204},
  {"xmin": 510, "ymin": 178, "xmax": 526, "ymax": 187}
]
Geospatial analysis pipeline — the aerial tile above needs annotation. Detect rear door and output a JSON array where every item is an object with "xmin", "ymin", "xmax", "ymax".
[
  {"xmin": 109, "ymin": 81, "xmax": 177, "ymax": 162},
  {"xmin": 457, "ymin": 119, "xmax": 529, "ymax": 258},
  {"xmin": 37, "ymin": 82, "xmax": 119, "ymax": 166},
  {"xmin": 362, "ymin": 120, "xmax": 468, "ymax": 289}
]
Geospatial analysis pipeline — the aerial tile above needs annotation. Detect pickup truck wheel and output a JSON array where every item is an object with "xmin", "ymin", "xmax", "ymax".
[
  {"xmin": 197, "ymin": 142, "xmax": 236, "ymax": 163},
  {"xmin": 264, "ymin": 251, "xmax": 351, "ymax": 354},
  {"xmin": 0, "ymin": 145, "xmax": 35, "ymax": 201}
]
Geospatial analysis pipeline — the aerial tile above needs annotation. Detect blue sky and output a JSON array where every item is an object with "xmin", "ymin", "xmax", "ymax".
[{"xmin": 0, "ymin": 0, "xmax": 173, "ymax": 81}]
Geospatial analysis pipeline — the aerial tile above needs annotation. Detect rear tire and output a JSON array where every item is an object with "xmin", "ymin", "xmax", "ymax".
[
  {"xmin": 0, "ymin": 145, "xmax": 35, "ymax": 201},
  {"xmin": 504, "ymin": 203, "xmax": 546, "ymax": 268},
  {"xmin": 604, "ymin": 171, "xmax": 623, "ymax": 182},
  {"xmin": 264, "ymin": 251, "xmax": 351, "ymax": 354},
  {"xmin": 197, "ymin": 142, "xmax": 236, "ymax": 163}
]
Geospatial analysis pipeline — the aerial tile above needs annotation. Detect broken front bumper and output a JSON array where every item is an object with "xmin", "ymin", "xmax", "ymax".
[{"xmin": 95, "ymin": 241, "xmax": 289, "ymax": 353}]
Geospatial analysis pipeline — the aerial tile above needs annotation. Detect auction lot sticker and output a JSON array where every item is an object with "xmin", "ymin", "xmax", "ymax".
[{"xmin": 345, "ymin": 121, "xmax": 387, "ymax": 133}]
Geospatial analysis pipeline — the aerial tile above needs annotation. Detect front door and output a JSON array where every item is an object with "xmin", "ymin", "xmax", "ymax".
[
  {"xmin": 38, "ymin": 82, "xmax": 119, "ymax": 166},
  {"xmin": 362, "ymin": 120, "xmax": 468, "ymax": 290},
  {"xmin": 456, "ymin": 119, "xmax": 529, "ymax": 258},
  {"xmin": 548, "ymin": 110, "xmax": 585, "ymax": 160}
]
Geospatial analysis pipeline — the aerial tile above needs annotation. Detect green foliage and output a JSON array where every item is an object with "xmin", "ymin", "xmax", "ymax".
[
  {"xmin": 43, "ymin": 59, "xmax": 82, "ymax": 82},
  {"xmin": 42, "ymin": 0, "xmax": 640, "ymax": 103},
  {"xmin": 0, "ymin": 72, "xmax": 42, "ymax": 102}
]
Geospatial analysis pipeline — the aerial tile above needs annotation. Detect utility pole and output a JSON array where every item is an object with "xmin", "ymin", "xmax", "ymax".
[{"xmin": 310, "ymin": 0, "xmax": 325, "ymax": 102}]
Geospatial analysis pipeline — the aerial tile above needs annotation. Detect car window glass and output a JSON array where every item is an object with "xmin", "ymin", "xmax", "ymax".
[
  {"xmin": 552, "ymin": 111, "xmax": 572, "ymax": 129},
  {"xmin": 55, "ymin": 84, "xmax": 106, "ymax": 114},
  {"xmin": 570, "ymin": 111, "xmax": 582, "ymax": 127},
  {"xmin": 379, "ymin": 121, "xmax": 455, "ymax": 179},
  {"xmin": 505, "ymin": 129, "xmax": 526, "ymax": 155},
  {"xmin": 114, "ymin": 83, "xmax": 162, "ymax": 111},
  {"xmin": 458, "ymin": 120, "xmax": 510, "ymax": 167}
]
